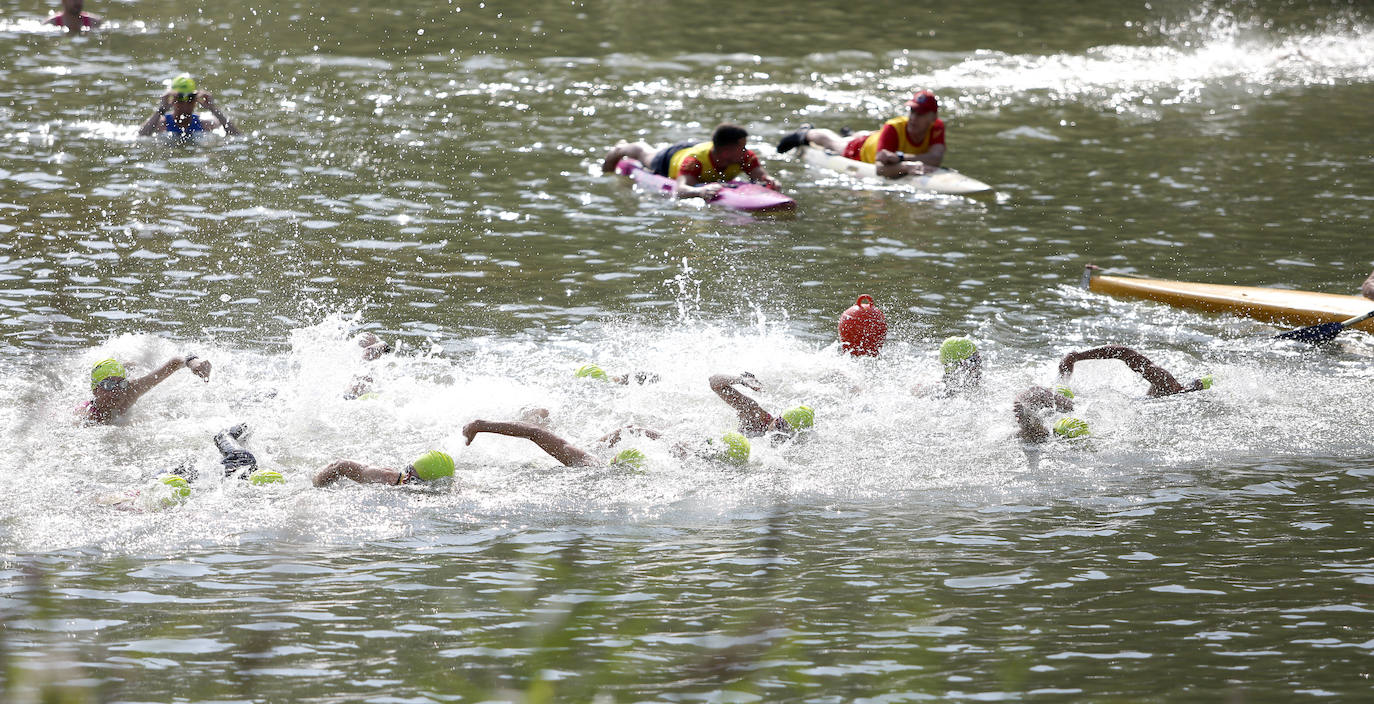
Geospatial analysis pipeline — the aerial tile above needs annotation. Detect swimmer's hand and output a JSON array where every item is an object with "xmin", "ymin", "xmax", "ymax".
[
  {"xmin": 737, "ymin": 372, "xmax": 763, "ymax": 392},
  {"xmin": 187, "ymin": 357, "xmax": 212, "ymax": 381},
  {"xmin": 697, "ymin": 183, "xmax": 724, "ymax": 200}
]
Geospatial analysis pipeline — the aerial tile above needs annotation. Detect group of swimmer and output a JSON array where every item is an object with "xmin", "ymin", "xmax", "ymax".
[
  {"xmin": 600, "ymin": 90, "xmax": 948, "ymax": 198},
  {"xmin": 84, "ymin": 320, "xmax": 1217, "ymax": 510}
]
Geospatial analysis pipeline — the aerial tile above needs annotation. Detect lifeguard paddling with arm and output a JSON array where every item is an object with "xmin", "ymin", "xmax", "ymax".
[
  {"xmin": 601, "ymin": 123, "xmax": 780, "ymax": 200},
  {"xmin": 777, "ymin": 90, "xmax": 946, "ymax": 178}
]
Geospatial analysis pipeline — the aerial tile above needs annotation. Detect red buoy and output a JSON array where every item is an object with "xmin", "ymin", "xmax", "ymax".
[{"xmin": 838, "ymin": 294, "xmax": 887, "ymax": 357}]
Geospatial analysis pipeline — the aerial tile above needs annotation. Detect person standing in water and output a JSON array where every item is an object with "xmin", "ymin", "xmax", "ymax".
[
  {"xmin": 137, "ymin": 74, "xmax": 241, "ymax": 138},
  {"xmin": 49, "ymin": 0, "xmax": 101, "ymax": 34},
  {"xmin": 777, "ymin": 90, "xmax": 946, "ymax": 177},
  {"xmin": 83, "ymin": 354, "xmax": 212, "ymax": 424},
  {"xmin": 601, "ymin": 123, "xmax": 780, "ymax": 200}
]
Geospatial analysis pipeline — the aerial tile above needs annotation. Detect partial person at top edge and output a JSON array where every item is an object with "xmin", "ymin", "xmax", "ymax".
[
  {"xmin": 601, "ymin": 122, "xmax": 780, "ymax": 200},
  {"xmin": 137, "ymin": 74, "xmax": 241, "ymax": 139},
  {"xmin": 776, "ymin": 90, "xmax": 946, "ymax": 178},
  {"xmin": 49, "ymin": 0, "xmax": 101, "ymax": 34}
]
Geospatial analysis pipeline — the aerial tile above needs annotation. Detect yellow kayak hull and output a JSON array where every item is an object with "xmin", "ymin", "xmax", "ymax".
[{"xmin": 1082, "ymin": 266, "xmax": 1374, "ymax": 332}]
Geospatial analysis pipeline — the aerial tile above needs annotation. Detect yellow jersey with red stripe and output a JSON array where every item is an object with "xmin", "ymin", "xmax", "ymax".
[
  {"xmin": 668, "ymin": 141, "xmax": 757, "ymax": 182},
  {"xmin": 856, "ymin": 117, "xmax": 944, "ymax": 164}
]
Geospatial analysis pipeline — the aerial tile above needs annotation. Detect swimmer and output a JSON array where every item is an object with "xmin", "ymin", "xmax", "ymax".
[
  {"xmin": 575, "ymin": 364, "xmax": 659, "ymax": 385},
  {"xmin": 709, "ymin": 372, "xmax": 814, "ymax": 440},
  {"xmin": 356, "ymin": 332, "xmax": 393, "ymax": 361},
  {"xmin": 1057, "ymin": 345, "xmax": 1211, "ymax": 398},
  {"xmin": 462, "ymin": 418, "xmax": 751, "ymax": 469},
  {"xmin": 83, "ymin": 354, "xmax": 212, "ymax": 424},
  {"xmin": 137, "ymin": 74, "xmax": 241, "ymax": 138},
  {"xmin": 49, "ymin": 0, "xmax": 101, "ymax": 34},
  {"xmin": 601, "ymin": 122, "xmax": 780, "ymax": 200},
  {"xmin": 1012, "ymin": 385, "xmax": 1084, "ymax": 444},
  {"xmin": 313, "ymin": 449, "xmax": 455, "ymax": 488},
  {"xmin": 915, "ymin": 336, "xmax": 984, "ymax": 396},
  {"xmin": 1362, "ymin": 268, "xmax": 1374, "ymax": 301},
  {"xmin": 165, "ymin": 423, "xmax": 283, "ymax": 485}
]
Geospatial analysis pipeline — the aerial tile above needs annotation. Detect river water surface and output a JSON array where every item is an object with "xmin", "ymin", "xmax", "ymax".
[{"xmin": 2, "ymin": 0, "xmax": 1372, "ymax": 701}]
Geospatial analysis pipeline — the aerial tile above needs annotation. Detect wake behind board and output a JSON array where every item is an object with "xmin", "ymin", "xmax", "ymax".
[
  {"xmin": 1082, "ymin": 265, "xmax": 1374, "ymax": 332},
  {"xmin": 797, "ymin": 146, "xmax": 993, "ymax": 196},
  {"xmin": 614, "ymin": 158, "xmax": 795, "ymax": 213}
]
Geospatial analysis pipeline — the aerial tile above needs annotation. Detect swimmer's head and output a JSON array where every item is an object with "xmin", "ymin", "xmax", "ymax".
[
  {"xmin": 781, "ymin": 405, "xmax": 815, "ymax": 432},
  {"xmin": 575, "ymin": 364, "xmax": 609, "ymax": 381},
  {"xmin": 1054, "ymin": 385, "xmax": 1074, "ymax": 399},
  {"xmin": 1053, "ymin": 417, "xmax": 1090, "ymax": 439},
  {"xmin": 91, "ymin": 358, "xmax": 128, "ymax": 391},
  {"xmin": 708, "ymin": 432, "xmax": 751, "ymax": 466},
  {"xmin": 1191, "ymin": 375, "xmax": 1214, "ymax": 391},
  {"xmin": 170, "ymin": 74, "xmax": 197, "ymax": 95},
  {"xmin": 410, "ymin": 450, "xmax": 455, "ymax": 481},
  {"xmin": 611, "ymin": 448, "xmax": 646, "ymax": 471},
  {"xmin": 248, "ymin": 469, "xmax": 285, "ymax": 486},
  {"xmin": 159, "ymin": 474, "xmax": 191, "ymax": 497},
  {"xmin": 939, "ymin": 337, "xmax": 979, "ymax": 372},
  {"xmin": 155, "ymin": 475, "xmax": 191, "ymax": 508}
]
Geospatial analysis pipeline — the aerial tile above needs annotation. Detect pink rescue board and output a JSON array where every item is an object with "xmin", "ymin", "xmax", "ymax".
[{"xmin": 614, "ymin": 159, "xmax": 795, "ymax": 213}]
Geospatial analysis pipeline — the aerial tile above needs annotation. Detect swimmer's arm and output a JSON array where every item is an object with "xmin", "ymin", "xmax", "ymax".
[
  {"xmin": 598, "ymin": 425, "xmax": 663, "ymax": 447},
  {"xmin": 1012, "ymin": 386, "xmax": 1073, "ymax": 444},
  {"xmin": 709, "ymin": 374, "xmax": 771, "ymax": 430},
  {"xmin": 313, "ymin": 459, "xmax": 400, "ymax": 487},
  {"xmin": 198, "ymin": 92, "xmax": 241, "ymax": 136},
  {"xmin": 463, "ymin": 420, "xmax": 598, "ymax": 467},
  {"xmin": 745, "ymin": 164, "xmax": 778, "ymax": 190},
  {"xmin": 1061, "ymin": 345, "xmax": 1185, "ymax": 397},
  {"xmin": 674, "ymin": 159, "xmax": 721, "ymax": 199},
  {"xmin": 1363, "ymin": 269, "xmax": 1374, "ymax": 301},
  {"xmin": 127, "ymin": 355, "xmax": 211, "ymax": 400},
  {"xmin": 137, "ymin": 95, "xmax": 173, "ymax": 136}
]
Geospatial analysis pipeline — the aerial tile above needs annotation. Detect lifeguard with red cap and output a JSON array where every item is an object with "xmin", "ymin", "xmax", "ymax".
[{"xmin": 776, "ymin": 90, "xmax": 947, "ymax": 178}]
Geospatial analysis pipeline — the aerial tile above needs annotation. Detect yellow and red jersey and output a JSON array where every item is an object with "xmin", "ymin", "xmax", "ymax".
[
  {"xmin": 843, "ymin": 117, "xmax": 946, "ymax": 163},
  {"xmin": 669, "ymin": 141, "xmax": 761, "ymax": 182}
]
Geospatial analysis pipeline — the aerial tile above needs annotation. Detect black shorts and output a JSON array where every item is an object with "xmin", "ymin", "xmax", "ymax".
[{"xmin": 649, "ymin": 140, "xmax": 698, "ymax": 177}]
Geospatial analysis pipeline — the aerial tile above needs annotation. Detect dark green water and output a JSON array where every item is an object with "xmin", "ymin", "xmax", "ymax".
[{"xmin": 2, "ymin": 0, "xmax": 1372, "ymax": 701}]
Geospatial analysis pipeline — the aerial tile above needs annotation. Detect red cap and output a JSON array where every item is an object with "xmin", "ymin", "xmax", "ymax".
[{"xmin": 906, "ymin": 90, "xmax": 938, "ymax": 114}]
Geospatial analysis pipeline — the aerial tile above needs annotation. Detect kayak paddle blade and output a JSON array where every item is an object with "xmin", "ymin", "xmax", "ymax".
[{"xmin": 1274, "ymin": 321, "xmax": 1344, "ymax": 344}]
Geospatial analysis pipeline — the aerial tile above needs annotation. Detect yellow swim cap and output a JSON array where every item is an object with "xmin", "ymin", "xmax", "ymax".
[
  {"xmin": 1053, "ymin": 417, "xmax": 1090, "ymax": 439},
  {"xmin": 939, "ymin": 337, "xmax": 978, "ymax": 371},
  {"xmin": 611, "ymin": 448, "xmax": 646, "ymax": 470},
  {"xmin": 170, "ymin": 74, "xmax": 196, "ymax": 94},
  {"xmin": 410, "ymin": 450, "xmax": 454, "ymax": 481},
  {"xmin": 91, "ymin": 358, "xmax": 127, "ymax": 389},
  {"xmin": 248, "ymin": 469, "xmax": 285, "ymax": 486},
  {"xmin": 781, "ymin": 405, "xmax": 814, "ymax": 431},
  {"xmin": 575, "ymin": 364, "xmax": 609, "ymax": 380},
  {"xmin": 1054, "ymin": 385, "xmax": 1074, "ymax": 399},
  {"xmin": 712, "ymin": 432, "xmax": 750, "ymax": 465}
]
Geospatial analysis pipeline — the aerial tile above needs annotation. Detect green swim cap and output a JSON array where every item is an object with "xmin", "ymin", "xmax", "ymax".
[
  {"xmin": 1054, "ymin": 385, "xmax": 1074, "ymax": 399},
  {"xmin": 1197, "ymin": 375, "xmax": 1213, "ymax": 390},
  {"xmin": 248, "ymin": 469, "xmax": 284, "ymax": 486},
  {"xmin": 1053, "ymin": 417, "xmax": 1090, "ymax": 439},
  {"xmin": 575, "ymin": 364, "xmax": 609, "ymax": 381},
  {"xmin": 711, "ymin": 432, "xmax": 751, "ymax": 466},
  {"xmin": 611, "ymin": 448, "xmax": 646, "ymax": 470},
  {"xmin": 781, "ymin": 405, "xmax": 815, "ymax": 431},
  {"xmin": 410, "ymin": 450, "xmax": 454, "ymax": 481},
  {"xmin": 170, "ymin": 74, "xmax": 196, "ymax": 94},
  {"xmin": 159, "ymin": 474, "xmax": 191, "ymax": 497},
  {"xmin": 939, "ymin": 337, "xmax": 978, "ymax": 371},
  {"xmin": 91, "ymin": 358, "xmax": 127, "ymax": 389}
]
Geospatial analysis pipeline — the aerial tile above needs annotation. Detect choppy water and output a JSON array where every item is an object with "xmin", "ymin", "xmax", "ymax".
[{"xmin": 3, "ymin": 0, "xmax": 1373, "ymax": 701}]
